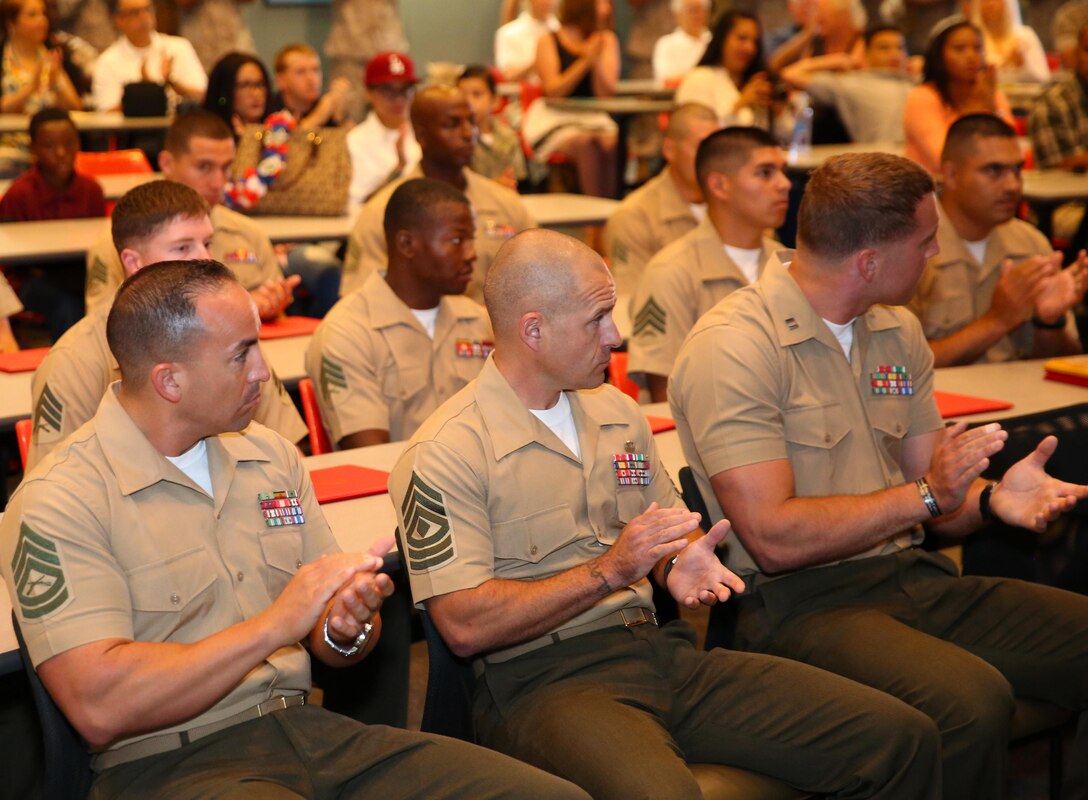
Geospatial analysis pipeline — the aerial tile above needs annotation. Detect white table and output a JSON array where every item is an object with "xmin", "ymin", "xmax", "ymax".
[
  {"xmin": 785, "ymin": 141, "xmax": 904, "ymax": 172},
  {"xmin": 0, "ymin": 111, "xmax": 172, "ymax": 135}
]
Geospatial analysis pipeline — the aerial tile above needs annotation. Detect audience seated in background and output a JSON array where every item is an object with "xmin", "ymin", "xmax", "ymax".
[
  {"xmin": 176, "ymin": 0, "xmax": 257, "ymax": 73},
  {"xmin": 458, "ymin": 64, "xmax": 526, "ymax": 191},
  {"xmin": 495, "ymin": 0, "xmax": 559, "ymax": 81},
  {"xmin": 676, "ymin": 11, "xmax": 792, "ymax": 139},
  {"xmin": 343, "ymin": 84, "xmax": 535, "ymax": 301},
  {"xmin": 522, "ymin": 0, "xmax": 620, "ymax": 198},
  {"xmin": 1, "ymin": 0, "xmax": 82, "ymax": 114},
  {"xmin": 91, "ymin": 0, "xmax": 206, "ymax": 112},
  {"xmin": 630, "ymin": 125, "xmax": 789, "ymax": 402},
  {"xmin": 767, "ymin": 0, "xmax": 866, "ymax": 72},
  {"xmin": 203, "ymin": 51, "xmax": 273, "ymax": 139},
  {"xmin": 28, "ymin": 179, "xmax": 306, "ymax": 470},
  {"xmin": 971, "ymin": 0, "xmax": 1050, "ymax": 83},
  {"xmin": 307, "ymin": 179, "xmax": 491, "ymax": 450},
  {"xmin": 670, "ymin": 152, "xmax": 1088, "ymax": 799},
  {"xmin": 604, "ymin": 101, "xmax": 718, "ymax": 306},
  {"xmin": 651, "ymin": 0, "xmax": 711, "ymax": 83},
  {"xmin": 267, "ymin": 42, "xmax": 350, "ymax": 128},
  {"xmin": 346, "ymin": 51, "xmax": 421, "ymax": 215},
  {"xmin": 390, "ymin": 226, "xmax": 944, "ymax": 800},
  {"xmin": 1030, "ymin": 20, "xmax": 1088, "ymax": 171},
  {"xmin": 903, "ymin": 18, "xmax": 1012, "ymax": 173},
  {"xmin": 0, "ymin": 108, "xmax": 103, "ymax": 341},
  {"xmin": 5, "ymin": 257, "xmax": 583, "ymax": 800},
  {"xmin": 85, "ymin": 110, "xmax": 299, "ymax": 320},
  {"xmin": 910, "ymin": 113, "xmax": 1085, "ymax": 366},
  {"xmin": 781, "ymin": 25, "xmax": 915, "ymax": 144},
  {"xmin": 764, "ymin": 0, "xmax": 816, "ymax": 58}
]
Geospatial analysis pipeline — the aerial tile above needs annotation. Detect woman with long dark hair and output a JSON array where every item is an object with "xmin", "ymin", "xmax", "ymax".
[
  {"xmin": 904, "ymin": 19, "xmax": 1013, "ymax": 173},
  {"xmin": 203, "ymin": 51, "xmax": 271, "ymax": 139}
]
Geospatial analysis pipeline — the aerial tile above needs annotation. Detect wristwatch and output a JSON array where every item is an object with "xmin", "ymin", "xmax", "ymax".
[{"xmin": 323, "ymin": 614, "xmax": 373, "ymax": 657}]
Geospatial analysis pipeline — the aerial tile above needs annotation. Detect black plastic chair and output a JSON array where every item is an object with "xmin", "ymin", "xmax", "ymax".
[{"xmin": 12, "ymin": 612, "xmax": 93, "ymax": 800}]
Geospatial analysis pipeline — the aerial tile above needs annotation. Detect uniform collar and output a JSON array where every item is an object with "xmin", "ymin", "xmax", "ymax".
[
  {"xmin": 657, "ymin": 170, "xmax": 700, "ymax": 224},
  {"xmin": 932, "ymin": 204, "xmax": 1017, "ymax": 284},
  {"xmin": 474, "ymin": 357, "xmax": 631, "ymax": 462},
  {"xmin": 691, "ymin": 218, "xmax": 775, "ymax": 282},
  {"xmin": 94, "ymin": 382, "xmax": 269, "ymax": 498},
  {"xmin": 362, "ymin": 272, "xmax": 484, "ymax": 334},
  {"xmin": 759, "ymin": 253, "xmax": 901, "ymax": 349}
]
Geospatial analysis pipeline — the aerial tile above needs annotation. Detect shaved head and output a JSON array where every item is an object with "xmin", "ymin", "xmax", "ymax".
[
  {"xmin": 485, "ymin": 229, "xmax": 609, "ymax": 342},
  {"xmin": 411, "ymin": 84, "xmax": 463, "ymax": 129}
]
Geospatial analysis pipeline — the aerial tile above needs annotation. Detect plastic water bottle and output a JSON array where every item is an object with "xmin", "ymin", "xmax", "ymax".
[{"xmin": 788, "ymin": 99, "xmax": 813, "ymax": 162}]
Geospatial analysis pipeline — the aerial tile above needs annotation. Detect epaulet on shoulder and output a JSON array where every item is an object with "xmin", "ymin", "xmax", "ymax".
[{"xmin": 31, "ymin": 424, "xmax": 100, "ymax": 482}]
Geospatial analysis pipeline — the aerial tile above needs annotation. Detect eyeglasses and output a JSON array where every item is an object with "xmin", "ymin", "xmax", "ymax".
[{"xmin": 236, "ymin": 80, "xmax": 267, "ymax": 92}]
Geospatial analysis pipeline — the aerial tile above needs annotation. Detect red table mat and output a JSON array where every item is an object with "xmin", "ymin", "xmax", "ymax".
[
  {"xmin": 259, "ymin": 316, "xmax": 321, "ymax": 340},
  {"xmin": 1045, "ymin": 370, "xmax": 1088, "ymax": 388},
  {"xmin": 310, "ymin": 465, "xmax": 389, "ymax": 504},
  {"xmin": 0, "ymin": 347, "xmax": 48, "ymax": 373},
  {"xmin": 933, "ymin": 390, "xmax": 1013, "ymax": 419},
  {"xmin": 646, "ymin": 415, "xmax": 676, "ymax": 433}
]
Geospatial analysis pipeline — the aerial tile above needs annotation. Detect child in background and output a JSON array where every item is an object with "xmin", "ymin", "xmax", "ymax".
[
  {"xmin": 457, "ymin": 64, "xmax": 528, "ymax": 191},
  {"xmin": 0, "ymin": 108, "xmax": 104, "ymax": 340}
]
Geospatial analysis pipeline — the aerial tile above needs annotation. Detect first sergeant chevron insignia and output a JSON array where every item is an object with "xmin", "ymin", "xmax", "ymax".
[
  {"xmin": 320, "ymin": 355, "xmax": 348, "ymax": 402},
  {"xmin": 632, "ymin": 297, "xmax": 667, "ymax": 336},
  {"xmin": 33, "ymin": 382, "xmax": 63, "ymax": 435},
  {"xmin": 400, "ymin": 472, "xmax": 456, "ymax": 571},
  {"xmin": 11, "ymin": 522, "xmax": 71, "ymax": 619}
]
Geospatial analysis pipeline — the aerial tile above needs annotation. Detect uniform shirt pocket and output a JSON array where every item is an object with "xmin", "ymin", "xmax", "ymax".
[
  {"xmin": 380, "ymin": 364, "xmax": 428, "ymax": 402},
  {"xmin": 867, "ymin": 401, "xmax": 910, "ymax": 473},
  {"xmin": 127, "ymin": 547, "xmax": 218, "ymax": 639},
  {"xmin": 493, "ymin": 505, "xmax": 581, "ymax": 566},
  {"xmin": 259, "ymin": 528, "xmax": 305, "ymax": 598},
  {"xmin": 783, "ymin": 403, "xmax": 850, "ymax": 494}
]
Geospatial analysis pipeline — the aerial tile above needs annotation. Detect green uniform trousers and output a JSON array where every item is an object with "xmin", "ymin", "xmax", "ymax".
[
  {"xmin": 734, "ymin": 548, "xmax": 1088, "ymax": 799},
  {"xmin": 475, "ymin": 619, "xmax": 942, "ymax": 800},
  {"xmin": 89, "ymin": 705, "xmax": 589, "ymax": 799}
]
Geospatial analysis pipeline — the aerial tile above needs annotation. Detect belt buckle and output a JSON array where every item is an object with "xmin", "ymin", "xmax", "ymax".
[
  {"xmin": 258, "ymin": 696, "xmax": 290, "ymax": 717},
  {"xmin": 619, "ymin": 607, "xmax": 655, "ymax": 628}
]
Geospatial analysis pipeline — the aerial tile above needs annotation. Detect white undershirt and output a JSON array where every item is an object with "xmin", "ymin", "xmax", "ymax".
[
  {"xmin": 689, "ymin": 202, "xmax": 707, "ymax": 224},
  {"xmin": 723, "ymin": 245, "xmax": 763, "ymax": 284},
  {"xmin": 166, "ymin": 438, "xmax": 213, "ymax": 496},
  {"xmin": 530, "ymin": 392, "xmax": 581, "ymax": 459},
  {"xmin": 410, "ymin": 306, "xmax": 439, "ymax": 339},
  {"xmin": 963, "ymin": 237, "xmax": 989, "ymax": 265},
  {"xmin": 822, "ymin": 317, "xmax": 855, "ymax": 361}
]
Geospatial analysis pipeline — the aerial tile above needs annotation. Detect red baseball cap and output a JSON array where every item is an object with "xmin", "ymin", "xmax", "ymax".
[{"xmin": 365, "ymin": 52, "xmax": 419, "ymax": 87}]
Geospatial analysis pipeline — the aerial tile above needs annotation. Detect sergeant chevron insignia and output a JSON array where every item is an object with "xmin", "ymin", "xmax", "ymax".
[
  {"xmin": 633, "ymin": 297, "xmax": 666, "ymax": 336},
  {"xmin": 33, "ymin": 382, "xmax": 63, "ymax": 435},
  {"xmin": 400, "ymin": 472, "xmax": 456, "ymax": 571},
  {"xmin": 320, "ymin": 355, "xmax": 348, "ymax": 401},
  {"xmin": 11, "ymin": 522, "xmax": 71, "ymax": 619}
]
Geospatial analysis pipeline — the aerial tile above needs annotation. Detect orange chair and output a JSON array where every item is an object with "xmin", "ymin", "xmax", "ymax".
[
  {"xmin": 299, "ymin": 378, "xmax": 333, "ymax": 456},
  {"xmin": 609, "ymin": 351, "xmax": 640, "ymax": 402},
  {"xmin": 15, "ymin": 417, "xmax": 31, "ymax": 471},
  {"xmin": 75, "ymin": 149, "xmax": 153, "ymax": 176}
]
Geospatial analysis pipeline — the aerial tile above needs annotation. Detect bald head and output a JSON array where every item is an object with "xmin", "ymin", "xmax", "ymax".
[
  {"xmin": 485, "ymin": 229, "xmax": 609, "ymax": 342},
  {"xmin": 410, "ymin": 84, "xmax": 477, "ymax": 169}
]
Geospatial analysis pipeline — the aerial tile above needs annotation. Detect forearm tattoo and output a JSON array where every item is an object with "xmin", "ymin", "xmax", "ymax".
[{"xmin": 588, "ymin": 561, "xmax": 613, "ymax": 596}]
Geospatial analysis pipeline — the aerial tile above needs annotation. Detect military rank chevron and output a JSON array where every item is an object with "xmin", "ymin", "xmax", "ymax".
[
  {"xmin": 320, "ymin": 355, "xmax": 348, "ymax": 401},
  {"xmin": 632, "ymin": 297, "xmax": 666, "ymax": 336},
  {"xmin": 400, "ymin": 472, "xmax": 456, "ymax": 571}
]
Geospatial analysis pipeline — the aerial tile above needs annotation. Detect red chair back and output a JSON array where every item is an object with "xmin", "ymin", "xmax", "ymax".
[
  {"xmin": 75, "ymin": 149, "xmax": 153, "ymax": 176},
  {"xmin": 609, "ymin": 352, "xmax": 640, "ymax": 402},
  {"xmin": 299, "ymin": 378, "xmax": 333, "ymax": 456},
  {"xmin": 16, "ymin": 417, "xmax": 31, "ymax": 471}
]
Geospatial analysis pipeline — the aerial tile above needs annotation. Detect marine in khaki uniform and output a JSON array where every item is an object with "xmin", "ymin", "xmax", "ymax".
[
  {"xmin": 30, "ymin": 181, "xmax": 305, "ymax": 470},
  {"xmin": 389, "ymin": 227, "xmax": 944, "ymax": 800},
  {"xmin": 307, "ymin": 179, "xmax": 492, "ymax": 449},
  {"xmin": 85, "ymin": 111, "xmax": 298, "ymax": 321},
  {"xmin": 907, "ymin": 114, "xmax": 1085, "ymax": 367},
  {"xmin": 2, "ymin": 260, "xmax": 579, "ymax": 800},
  {"xmin": 670, "ymin": 152, "xmax": 1088, "ymax": 799},
  {"xmin": 629, "ymin": 126, "xmax": 789, "ymax": 401},
  {"xmin": 342, "ymin": 85, "xmax": 535, "ymax": 300},
  {"xmin": 604, "ymin": 103, "xmax": 718, "ymax": 302}
]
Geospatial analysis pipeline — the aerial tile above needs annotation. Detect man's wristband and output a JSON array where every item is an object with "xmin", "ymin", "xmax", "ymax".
[
  {"xmin": 662, "ymin": 555, "xmax": 680, "ymax": 584},
  {"xmin": 1032, "ymin": 315, "xmax": 1066, "ymax": 330},
  {"xmin": 915, "ymin": 476, "xmax": 942, "ymax": 518},
  {"xmin": 979, "ymin": 481, "xmax": 998, "ymax": 523},
  {"xmin": 323, "ymin": 613, "xmax": 373, "ymax": 657}
]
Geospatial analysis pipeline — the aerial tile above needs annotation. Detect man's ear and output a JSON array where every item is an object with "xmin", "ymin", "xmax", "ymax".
[
  {"xmin": 519, "ymin": 311, "xmax": 543, "ymax": 351},
  {"xmin": 157, "ymin": 149, "xmax": 173, "ymax": 175},
  {"xmin": 394, "ymin": 228, "xmax": 417, "ymax": 260},
  {"xmin": 854, "ymin": 247, "xmax": 879, "ymax": 283},
  {"xmin": 704, "ymin": 170, "xmax": 729, "ymax": 203},
  {"xmin": 149, "ymin": 362, "xmax": 183, "ymax": 404},
  {"xmin": 119, "ymin": 248, "xmax": 144, "ymax": 278}
]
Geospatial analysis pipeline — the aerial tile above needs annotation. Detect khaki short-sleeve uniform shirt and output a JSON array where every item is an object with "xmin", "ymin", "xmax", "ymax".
[
  {"xmin": 305, "ymin": 273, "xmax": 492, "ymax": 444},
  {"xmin": 909, "ymin": 211, "xmax": 1075, "ymax": 362},
  {"xmin": 1, "ymin": 387, "xmax": 336, "ymax": 759},
  {"xmin": 669, "ymin": 255, "xmax": 945, "ymax": 581},
  {"xmin": 629, "ymin": 219, "xmax": 778, "ymax": 381},
  {"xmin": 604, "ymin": 171, "xmax": 699, "ymax": 300},
  {"xmin": 0, "ymin": 272, "xmax": 23, "ymax": 317},
  {"xmin": 85, "ymin": 204, "xmax": 285, "ymax": 316},
  {"xmin": 389, "ymin": 358, "xmax": 679, "ymax": 653},
  {"xmin": 341, "ymin": 167, "xmax": 537, "ymax": 300},
  {"xmin": 28, "ymin": 310, "xmax": 305, "ymax": 469}
]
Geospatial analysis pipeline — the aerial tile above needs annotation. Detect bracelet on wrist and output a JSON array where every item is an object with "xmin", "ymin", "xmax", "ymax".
[
  {"xmin": 323, "ymin": 613, "xmax": 373, "ymax": 657},
  {"xmin": 662, "ymin": 555, "xmax": 679, "ymax": 584},
  {"xmin": 915, "ymin": 476, "xmax": 943, "ymax": 519},
  {"xmin": 979, "ymin": 481, "xmax": 998, "ymax": 523},
  {"xmin": 1032, "ymin": 315, "xmax": 1066, "ymax": 330}
]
